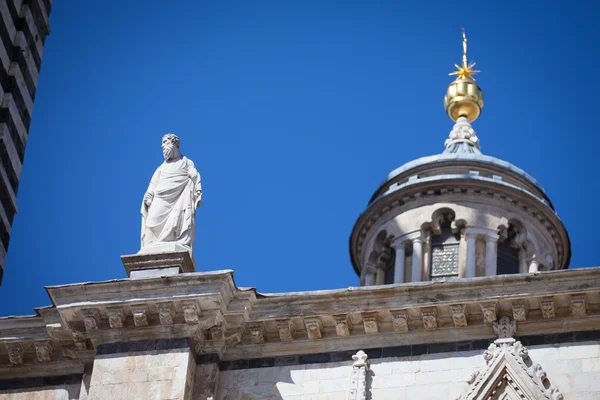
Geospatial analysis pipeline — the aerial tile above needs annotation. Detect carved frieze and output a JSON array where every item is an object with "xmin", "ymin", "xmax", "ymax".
[
  {"xmin": 421, "ymin": 307, "xmax": 438, "ymax": 330},
  {"xmin": 82, "ymin": 309, "xmax": 100, "ymax": 331},
  {"xmin": 34, "ymin": 341, "xmax": 53, "ymax": 362},
  {"xmin": 277, "ymin": 319, "xmax": 295, "ymax": 342},
  {"xmin": 107, "ymin": 308, "xmax": 124, "ymax": 329},
  {"xmin": 249, "ymin": 323, "xmax": 265, "ymax": 344},
  {"xmin": 304, "ymin": 317, "xmax": 323, "ymax": 340},
  {"xmin": 391, "ymin": 310, "xmax": 409, "ymax": 332},
  {"xmin": 333, "ymin": 314, "xmax": 352, "ymax": 337},
  {"xmin": 540, "ymin": 297, "xmax": 555, "ymax": 319},
  {"xmin": 570, "ymin": 294, "xmax": 587, "ymax": 316},
  {"xmin": 132, "ymin": 306, "xmax": 149, "ymax": 327},
  {"xmin": 480, "ymin": 302, "xmax": 498, "ymax": 324},
  {"xmin": 362, "ymin": 312, "xmax": 379, "ymax": 334},
  {"xmin": 157, "ymin": 302, "xmax": 174, "ymax": 325},
  {"xmin": 182, "ymin": 301, "xmax": 200, "ymax": 323},
  {"xmin": 511, "ymin": 300, "xmax": 528, "ymax": 321},
  {"xmin": 450, "ymin": 304, "xmax": 468, "ymax": 327}
]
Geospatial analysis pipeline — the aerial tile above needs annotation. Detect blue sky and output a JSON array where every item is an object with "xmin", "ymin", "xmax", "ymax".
[{"xmin": 1, "ymin": 1, "xmax": 599, "ymax": 315}]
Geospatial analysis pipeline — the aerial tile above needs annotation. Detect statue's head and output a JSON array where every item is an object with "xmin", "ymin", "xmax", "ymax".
[{"xmin": 162, "ymin": 133, "xmax": 180, "ymax": 160}]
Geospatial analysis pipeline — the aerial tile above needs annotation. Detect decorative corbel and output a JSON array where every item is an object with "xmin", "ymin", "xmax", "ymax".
[
  {"xmin": 570, "ymin": 294, "xmax": 587, "ymax": 316},
  {"xmin": 391, "ymin": 310, "xmax": 409, "ymax": 332},
  {"xmin": 450, "ymin": 304, "xmax": 468, "ymax": 327},
  {"xmin": 157, "ymin": 302, "xmax": 174, "ymax": 325},
  {"xmin": 540, "ymin": 297, "xmax": 555, "ymax": 319},
  {"xmin": 362, "ymin": 312, "xmax": 379, "ymax": 334},
  {"xmin": 249, "ymin": 322, "xmax": 266, "ymax": 344},
  {"xmin": 82, "ymin": 309, "xmax": 100, "ymax": 331},
  {"xmin": 34, "ymin": 341, "xmax": 53, "ymax": 362},
  {"xmin": 107, "ymin": 308, "xmax": 124, "ymax": 329},
  {"xmin": 304, "ymin": 317, "xmax": 323, "ymax": 340},
  {"xmin": 276, "ymin": 319, "xmax": 295, "ymax": 342},
  {"xmin": 421, "ymin": 307, "xmax": 438, "ymax": 330},
  {"xmin": 480, "ymin": 302, "xmax": 498, "ymax": 324},
  {"xmin": 132, "ymin": 306, "xmax": 149, "ymax": 327},
  {"xmin": 333, "ymin": 314, "xmax": 352, "ymax": 337},
  {"xmin": 511, "ymin": 300, "xmax": 528, "ymax": 322},
  {"xmin": 182, "ymin": 301, "xmax": 200, "ymax": 323}
]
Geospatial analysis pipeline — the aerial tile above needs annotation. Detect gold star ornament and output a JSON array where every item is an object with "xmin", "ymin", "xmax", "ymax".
[
  {"xmin": 449, "ymin": 61, "xmax": 480, "ymax": 80},
  {"xmin": 449, "ymin": 30, "xmax": 480, "ymax": 81}
]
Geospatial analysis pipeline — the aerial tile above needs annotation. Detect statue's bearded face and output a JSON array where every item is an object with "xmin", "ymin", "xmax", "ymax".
[{"xmin": 161, "ymin": 135, "xmax": 179, "ymax": 160}]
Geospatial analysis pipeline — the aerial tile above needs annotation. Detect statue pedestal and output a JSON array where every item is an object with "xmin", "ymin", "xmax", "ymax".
[{"xmin": 121, "ymin": 250, "xmax": 196, "ymax": 279}]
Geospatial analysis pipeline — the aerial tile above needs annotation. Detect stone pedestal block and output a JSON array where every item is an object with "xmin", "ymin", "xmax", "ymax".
[{"xmin": 121, "ymin": 250, "xmax": 195, "ymax": 278}]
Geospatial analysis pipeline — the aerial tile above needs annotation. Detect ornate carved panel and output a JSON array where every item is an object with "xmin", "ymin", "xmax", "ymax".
[{"xmin": 431, "ymin": 244, "xmax": 460, "ymax": 281}]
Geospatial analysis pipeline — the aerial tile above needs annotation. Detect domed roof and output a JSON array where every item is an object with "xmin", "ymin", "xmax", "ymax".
[{"xmin": 368, "ymin": 117, "xmax": 554, "ymax": 210}]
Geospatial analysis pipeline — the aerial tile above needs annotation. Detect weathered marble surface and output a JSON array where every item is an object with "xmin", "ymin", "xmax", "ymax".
[{"xmin": 87, "ymin": 348, "xmax": 193, "ymax": 400}]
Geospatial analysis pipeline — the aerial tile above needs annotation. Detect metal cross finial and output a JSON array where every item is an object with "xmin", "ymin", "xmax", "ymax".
[{"xmin": 461, "ymin": 28, "xmax": 468, "ymax": 69}]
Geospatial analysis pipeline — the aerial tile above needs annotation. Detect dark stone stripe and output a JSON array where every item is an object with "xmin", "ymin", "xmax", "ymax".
[
  {"xmin": 0, "ymin": 178, "xmax": 16, "ymax": 225},
  {"xmin": 0, "ymin": 137, "xmax": 19, "ymax": 193},
  {"xmin": 96, "ymin": 338, "xmax": 191, "ymax": 355},
  {"xmin": 0, "ymin": 374, "xmax": 82, "ymax": 391},
  {"xmin": 24, "ymin": 0, "xmax": 49, "ymax": 37},
  {"xmin": 0, "ymin": 204, "xmax": 10, "ymax": 249},
  {"xmin": 211, "ymin": 329, "xmax": 600, "ymax": 371},
  {"xmin": 0, "ymin": 15, "xmax": 37, "ymax": 100},
  {"xmin": 0, "ymin": 108, "xmax": 26, "ymax": 163},
  {"xmin": 5, "ymin": 0, "xmax": 41, "ymax": 70},
  {"xmin": 12, "ymin": 46, "xmax": 37, "ymax": 100},
  {"xmin": 5, "ymin": 75, "xmax": 32, "ymax": 130},
  {"xmin": 42, "ymin": 0, "xmax": 52, "ymax": 16}
]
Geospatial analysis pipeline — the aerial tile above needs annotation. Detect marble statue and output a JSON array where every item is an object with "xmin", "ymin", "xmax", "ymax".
[{"xmin": 140, "ymin": 134, "xmax": 202, "ymax": 254}]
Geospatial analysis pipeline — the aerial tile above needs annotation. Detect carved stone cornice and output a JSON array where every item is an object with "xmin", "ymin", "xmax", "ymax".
[{"xmin": 1, "ymin": 267, "xmax": 600, "ymax": 371}]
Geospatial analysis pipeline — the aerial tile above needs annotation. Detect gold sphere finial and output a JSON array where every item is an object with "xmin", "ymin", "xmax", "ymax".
[{"xmin": 444, "ymin": 29, "xmax": 484, "ymax": 122}]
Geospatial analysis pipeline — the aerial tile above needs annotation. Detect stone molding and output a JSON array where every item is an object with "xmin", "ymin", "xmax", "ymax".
[{"xmin": 0, "ymin": 267, "xmax": 600, "ymax": 375}]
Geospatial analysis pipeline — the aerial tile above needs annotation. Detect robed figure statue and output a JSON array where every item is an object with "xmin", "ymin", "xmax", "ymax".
[{"xmin": 140, "ymin": 134, "xmax": 202, "ymax": 253}]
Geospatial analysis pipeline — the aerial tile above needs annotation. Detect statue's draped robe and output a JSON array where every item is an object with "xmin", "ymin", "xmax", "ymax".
[{"xmin": 141, "ymin": 156, "xmax": 201, "ymax": 252}]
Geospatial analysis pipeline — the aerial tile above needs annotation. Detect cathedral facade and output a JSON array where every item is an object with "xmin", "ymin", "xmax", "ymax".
[{"xmin": 1, "ymin": 32, "xmax": 600, "ymax": 400}]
